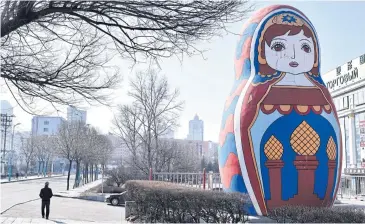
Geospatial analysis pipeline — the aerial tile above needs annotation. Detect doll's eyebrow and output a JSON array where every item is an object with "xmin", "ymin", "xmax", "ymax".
[
  {"xmin": 300, "ymin": 39, "xmax": 312, "ymax": 43},
  {"xmin": 272, "ymin": 38, "xmax": 287, "ymax": 41}
]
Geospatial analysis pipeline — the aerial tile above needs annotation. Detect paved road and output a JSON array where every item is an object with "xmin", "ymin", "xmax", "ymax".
[
  {"xmin": 1, "ymin": 175, "xmax": 74, "ymax": 213},
  {"xmin": 1, "ymin": 197, "xmax": 125, "ymax": 223}
]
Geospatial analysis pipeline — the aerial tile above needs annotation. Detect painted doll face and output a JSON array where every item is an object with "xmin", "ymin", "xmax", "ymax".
[{"xmin": 264, "ymin": 29, "xmax": 315, "ymax": 75}]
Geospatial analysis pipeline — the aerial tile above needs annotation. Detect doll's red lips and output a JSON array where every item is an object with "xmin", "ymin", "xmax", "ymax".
[{"xmin": 289, "ymin": 61, "xmax": 299, "ymax": 67}]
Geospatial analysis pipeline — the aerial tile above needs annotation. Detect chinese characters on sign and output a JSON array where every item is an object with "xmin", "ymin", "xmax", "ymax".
[
  {"xmin": 326, "ymin": 68, "xmax": 359, "ymax": 90},
  {"xmin": 336, "ymin": 66, "xmax": 341, "ymax": 75},
  {"xmin": 325, "ymin": 54, "xmax": 364, "ymax": 91},
  {"xmin": 348, "ymin": 60, "xmax": 352, "ymax": 71},
  {"xmin": 360, "ymin": 54, "xmax": 365, "ymax": 65}
]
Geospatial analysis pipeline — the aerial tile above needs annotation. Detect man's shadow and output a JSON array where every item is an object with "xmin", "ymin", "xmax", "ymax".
[{"xmin": 51, "ymin": 220, "xmax": 66, "ymax": 224}]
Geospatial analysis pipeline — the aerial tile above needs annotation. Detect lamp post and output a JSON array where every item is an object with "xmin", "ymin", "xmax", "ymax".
[{"xmin": 8, "ymin": 123, "xmax": 21, "ymax": 181}]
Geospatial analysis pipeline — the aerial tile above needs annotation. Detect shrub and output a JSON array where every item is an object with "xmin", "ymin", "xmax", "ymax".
[
  {"xmin": 268, "ymin": 205, "xmax": 365, "ymax": 223},
  {"xmin": 105, "ymin": 178, "xmax": 115, "ymax": 186},
  {"xmin": 125, "ymin": 180, "xmax": 251, "ymax": 223},
  {"xmin": 106, "ymin": 166, "xmax": 132, "ymax": 187}
]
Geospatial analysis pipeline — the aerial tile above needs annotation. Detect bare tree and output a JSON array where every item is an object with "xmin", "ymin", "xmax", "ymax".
[
  {"xmin": 114, "ymin": 69, "xmax": 184, "ymax": 175},
  {"xmin": 55, "ymin": 121, "xmax": 113, "ymax": 189},
  {"xmin": 93, "ymin": 134, "xmax": 113, "ymax": 192},
  {"xmin": 83, "ymin": 126, "xmax": 99, "ymax": 184},
  {"xmin": 55, "ymin": 121, "xmax": 82, "ymax": 190},
  {"xmin": 71, "ymin": 123, "xmax": 88, "ymax": 188},
  {"xmin": 158, "ymin": 139, "xmax": 200, "ymax": 173},
  {"xmin": 19, "ymin": 134, "xmax": 36, "ymax": 177},
  {"xmin": 1, "ymin": 1, "xmax": 251, "ymax": 112},
  {"xmin": 33, "ymin": 135, "xmax": 54, "ymax": 176},
  {"xmin": 113, "ymin": 104, "xmax": 144, "ymax": 175},
  {"xmin": 107, "ymin": 165, "xmax": 131, "ymax": 187}
]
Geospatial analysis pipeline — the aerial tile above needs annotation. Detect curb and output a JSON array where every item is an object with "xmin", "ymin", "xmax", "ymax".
[
  {"xmin": 53, "ymin": 194, "xmax": 77, "ymax": 198},
  {"xmin": 0, "ymin": 198, "xmax": 40, "ymax": 215},
  {"xmin": 53, "ymin": 194, "xmax": 106, "ymax": 203},
  {"xmin": 0, "ymin": 175, "xmax": 64, "ymax": 184}
]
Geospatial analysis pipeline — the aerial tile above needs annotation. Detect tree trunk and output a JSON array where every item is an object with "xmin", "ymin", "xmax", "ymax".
[
  {"xmin": 67, "ymin": 160, "xmax": 72, "ymax": 191},
  {"xmin": 25, "ymin": 161, "xmax": 29, "ymax": 178},
  {"xmin": 74, "ymin": 160, "xmax": 80, "ymax": 188},
  {"xmin": 90, "ymin": 164, "xmax": 94, "ymax": 182},
  {"xmin": 95, "ymin": 166, "xmax": 98, "ymax": 180},
  {"xmin": 84, "ymin": 164, "xmax": 87, "ymax": 184},
  {"xmin": 147, "ymin": 146, "xmax": 152, "ymax": 175},
  {"xmin": 44, "ymin": 160, "xmax": 48, "ymax": 177},
  {"xmin": 89, "ymin": 164, "xmax": 91, "ymax": 182},
  {"xmin": 101, "ymin": 164, "xmax": 104, "ymax": 194},
  {"xmin": 88, "ymin": 164, "xmax": 91, "ymax": 182},
  {"xmin": 86, "ymin": 164, "xmax": 89, "ymax": 183},
  {"xmin": 82, "ymin": 164, "xmax": 87, "ymax": 184},
  {"xmin": 38, "ymin": 161, "xmax": 41, "ymax": 176}
]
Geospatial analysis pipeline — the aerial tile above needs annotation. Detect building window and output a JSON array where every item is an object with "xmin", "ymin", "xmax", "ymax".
[
  {"xmin": 44, "ymin": 128, "xmax": 49, "ymax": 132},
  {"xmin": 339, "ymin": 117, "xmax": 347, "ymax": 168},
  {"xmin": 355, "ymin": 90, "xmax": 365, "ymax": 106},
  {"xmin": 333, "ymin": 98, "xmax": 339, "ymax": 110},
  {"xmin": 355, "ymin": 112, "xmax": 365, "ymax": 167},
  {"xmin": 335, "ymin": 97, "xmax": 345, "ymax": 111},
  {"xmin": 44, "ymin": 121, "xmax": 49, "ymax": 125},
  {"xmin": 344, "ymin": 116, "xmax": 350, "ymax": 167},
  {"xmin": 343, "ymin": 96, "xmax": 349, "ymax": 109}
]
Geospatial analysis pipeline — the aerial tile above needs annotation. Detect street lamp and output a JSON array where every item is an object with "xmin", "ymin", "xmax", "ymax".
[{"xmin": 8, "ymin": 123, "xmax": 21, "ymax": 181}]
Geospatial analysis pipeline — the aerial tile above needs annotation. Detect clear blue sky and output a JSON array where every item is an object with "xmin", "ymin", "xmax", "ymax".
[{"xmin": 2, "ymin": 1, "xmax": 365, "ymax": 141}]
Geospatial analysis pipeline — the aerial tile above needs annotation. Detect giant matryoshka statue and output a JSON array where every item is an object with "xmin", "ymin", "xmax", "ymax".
[{"xmin": 218, "ymin": 5, "xmax": 342, "ymax": 216}]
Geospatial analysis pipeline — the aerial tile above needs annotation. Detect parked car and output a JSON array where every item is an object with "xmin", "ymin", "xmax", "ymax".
[
  {"xmin": 357, "ymin": 194, "xmax": 365, "ymax": 201},
  {"xmin": 105, "ymin": 191, "xmax": 127, "ymax": 206}
]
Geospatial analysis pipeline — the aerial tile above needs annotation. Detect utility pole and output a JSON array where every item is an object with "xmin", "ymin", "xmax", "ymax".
[
  {"xmin": 9, "ymin": 123, "xmax": 21, "ymax": 181},
  {"xmin": 1, "ymin": 113, "xmax": 14, "ymax": 176}
]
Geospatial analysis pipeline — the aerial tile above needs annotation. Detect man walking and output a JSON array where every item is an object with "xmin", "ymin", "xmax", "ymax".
[{"xmin": 39, "ymin": 182, "xmax": 53, "ymax": 219}]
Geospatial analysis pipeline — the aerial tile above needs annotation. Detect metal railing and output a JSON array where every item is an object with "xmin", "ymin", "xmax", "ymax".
[
  {"xmin": 337, "ymin": 175, "xmax": 365, "ymax": 199},
  {"xmin": 152, "ymin": 170, "xmax": 222, "ymax": 191},
  {"xmin": 152, "ymin": 170, "xmax": 365, "ymax": 199}
]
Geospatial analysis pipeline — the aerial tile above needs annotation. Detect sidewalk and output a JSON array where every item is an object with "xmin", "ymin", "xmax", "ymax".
[
  {"xmin": 54, "ymin": 177, "xmax": 103, "ymax": 198},
  {"xmin": 0, "ymin": 217, "xmax": 119, "ymax": 223},
  {"xmin": 0, "ymin": 174, "xmax": 63, "ymax": 184},
  {"xmin": 335, "ymin": 198, "xmax": 365, "ymax": 208}
]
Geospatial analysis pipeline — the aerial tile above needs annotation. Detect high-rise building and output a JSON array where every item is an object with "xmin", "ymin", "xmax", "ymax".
[
  {"xmin": 67, "ymin": 106, "xmax": 87, "ymax": 124},
  {"xmin": 31, "ymin": 116, "xmax": 66, "ymax": 136},
  {"xmin": 187, "ymin": 114, "xmax": 204, "ymax": 141},
  {"xmin": 1, "ymin": 100, "xmax": 13, "ymax": 116}
]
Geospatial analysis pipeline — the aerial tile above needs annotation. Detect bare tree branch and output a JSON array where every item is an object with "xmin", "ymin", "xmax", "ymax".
[
  {"xmin": 112, "ymin": 69, "xmax": 194, "ymax": 175},
  {"xmin": 1, "ymin": 0, "xmax": 252, "ymax": 113}
]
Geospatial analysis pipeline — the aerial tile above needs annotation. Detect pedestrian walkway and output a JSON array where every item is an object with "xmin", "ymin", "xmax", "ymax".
[
  {"xmin": 54, "ymin": 177, "xmax": 103, "ymax": 198},
  {"xmin": 0, "ymin": 217, "xmax": 119, "ymax": 223},
  {"xmin": 0, "ymin": 175, "xmax": 63, "ymax": 184}
]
